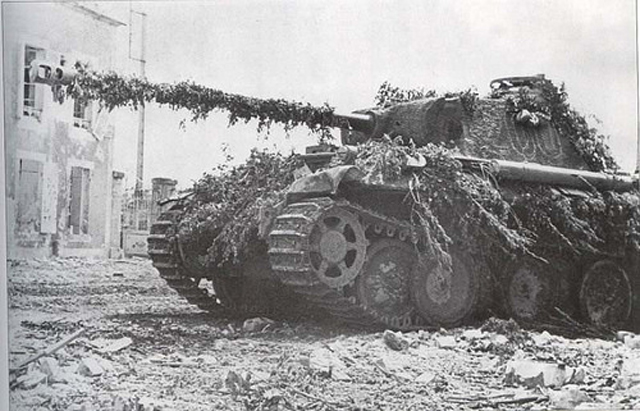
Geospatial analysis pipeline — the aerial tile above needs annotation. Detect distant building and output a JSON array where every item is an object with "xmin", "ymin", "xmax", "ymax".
[
  {"xmin": 3, "ymin": 3, "xmax": 126, "ymax": 258},
  {"xmin": 121, "ymin": 177, "xmax": 177, "ymax": 257}
]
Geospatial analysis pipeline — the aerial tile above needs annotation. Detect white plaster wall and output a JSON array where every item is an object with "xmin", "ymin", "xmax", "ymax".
[{"xmin": 3, "ymin": 3, "xmax": 125, "ymax": 259}]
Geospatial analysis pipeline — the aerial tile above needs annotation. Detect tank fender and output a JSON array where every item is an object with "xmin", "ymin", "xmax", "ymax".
[
  {"xmin": 286, "ymin": 165, "xmax": 364, "ymax": 202},
  {"xmin": 258, "ymin": 166, "xmax": 363, "ymax": 240}
]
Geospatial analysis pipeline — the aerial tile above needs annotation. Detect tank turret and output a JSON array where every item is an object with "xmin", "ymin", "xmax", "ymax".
[{"xmin": 333, "ymin": 75, "xmax": 587, "ymax": 170}]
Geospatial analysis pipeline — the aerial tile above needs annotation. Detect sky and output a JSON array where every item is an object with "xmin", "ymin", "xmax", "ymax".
[{"xmin": 54, "ymin": 1, "xmax": 640, "ymax": 188}]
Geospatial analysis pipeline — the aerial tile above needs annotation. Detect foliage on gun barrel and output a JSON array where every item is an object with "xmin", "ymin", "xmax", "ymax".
[{"xmin": 64, "ymin": 67, "xmax": 336, "ymax": 137}]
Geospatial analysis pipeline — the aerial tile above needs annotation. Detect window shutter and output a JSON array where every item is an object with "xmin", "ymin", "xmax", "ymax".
[
  {"xmin": 82, "ymin": 168, "xmax": 91, "ymax": 234},
  {"xmin": 69, "ymin": 167, "xmax": 82, "ymax": 234},
  {"xmin": 40, "ymin": 162, "xmax": 58, "ymax": 234},
  {"xmin": 17, "ymin": 159, "xmax": 43, "ymax": 233}
]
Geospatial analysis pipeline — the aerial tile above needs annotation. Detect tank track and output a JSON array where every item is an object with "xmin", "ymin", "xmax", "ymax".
[
  {"xmin": 148, "ymin": 205, "xmax": 277, "ymax": 318},
  {"xmin": 268, "ymin": 197, "xmax": 427, "ymax": 330}
]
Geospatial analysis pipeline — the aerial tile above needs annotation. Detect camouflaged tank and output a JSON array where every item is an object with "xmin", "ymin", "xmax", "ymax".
[{"xmin": 148, "ymin": 76, "xmax": 640, "ymax": 331}]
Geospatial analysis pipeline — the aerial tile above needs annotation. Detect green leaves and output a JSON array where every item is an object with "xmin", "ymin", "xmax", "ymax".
[
  {"xmin": 178, "ymin": 149, "xmax": 304, "ymax": 265},
  {"xmin": 375, "ymin": 81, "xmax": 438, "ymax": 109},
  {"xmin": 374, "ymin": 82, "xmax": 479, "ymax": 115},
  {"xmin": 507, "ymin": 79, "xmax": 618, "ymax": 172},
  {"xmin": 355, "ymin": 138, "xmax": 638, "ymax": 273},
  {"xmin": 62, "ymin": 68, "xmax": 336, "ymax": 137}
]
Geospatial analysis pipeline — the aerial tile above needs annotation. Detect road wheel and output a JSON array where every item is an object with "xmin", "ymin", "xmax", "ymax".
[
  {"xmin": 580, "ymin": 260, "xmax": 632, "ymax": 329},
  {"xmin": 411, "ymin": 248, "xmax": 487, "ymax": 327},
  {"xmin": 355, "ymin": 239, "xmax": 418, "ymax": 329}
]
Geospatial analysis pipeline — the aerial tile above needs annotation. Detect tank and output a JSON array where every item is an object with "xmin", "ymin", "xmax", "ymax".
[
  {"xmin": 28, "ymin": 61, "xmax": 637, "ymax": 331},
  {"xmin": 146, "ymin": 75, "xmax": 639, "ymax": 332}
]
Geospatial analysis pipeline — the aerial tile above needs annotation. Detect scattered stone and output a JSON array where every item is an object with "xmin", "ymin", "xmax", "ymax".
[
  {"xmin": 331, "ymin": 367, "xmax": 352, "ymax": 381},
  {"xmin": 435, "ymin": 336, "xmax": 457, "ymax": 349},
  {"xmin": 242, "ymin": 317, "xmax": 275, "ymax": 333},
  {"xmin": 96, "ymin": 356, "xmax": 115, "ymax": 374},
  {"xmin": 16, "ymin": 370, "xmax": 47, "ymax": 389},
  {"xmin": 263, "ymin": 388, "xmax": 284, "ymax": 401},
  {"xmin": 52, "ymin": 364, "xmax": 83, "ymax": 384},
  {"xmin": 383, "ymin": 330, "xmax": 409, "ymax": 351},
  {"xmin": 66, "ymin": 403, "xmax": 93, "ymax": 411},
  {"xmin": 616, "ymin": 356, "xmax": 640, "ymax": 389},
  {"xmin": 245, "ymin": 369, "xmax": 271, "ymax": 383},
  {"xmin": 39, "ymin": 356, "xmax": 60, "ymax": 378},
  {"xmin": 627, "ymin": 382, "xmax": 640, "ymax": 397},
  {"xmin": 111, "ymin": 396, "xmax": 129, "ymax": 411},
  {"xmin": 624, "ymin": 335, "xmax": 640, "ymax": 350},
  {"xmin": 491, "ymin": 334, "xmax": 509, "ymax": 346},
  {"xmin": 56, "ymin": 347, "xmax": 73, "ymax": 362},
  {"xmin": 377, "ymin": 354, "xmax": 411, "ymax": 372},
  {"xmin": 575, "ymin": 402, "xmax": 622, "ymax": 410},
  {"xmin": 197, "ymin": 354, "xmax": 218, "ymax": 365},
  {"xmin": 100, "ymin": 337, "xmax": 133, "ymax": 353},
  {"xmin": 309, "ymin": 347, "xmax": 350, "ymax": 380},
  {"xmin": 225, "ymin": 370, "xmax": 249, "ymax": 395},
  {"xmin": 372, "ymin": 356, "xmax": 406, "ymax": 379},
  {"xmin": 327, "ymin": 342, "xmax": 356, "ymax": 366},
  {"xmin": 531, "ymin": 331, "xmax": 552, "ymax": 346},
  {"xmin": 566, "ymin": 367, "xmax": 586, "ymax": 385},
  {"xmin": 372, "ymin": 357, "xmax": 388, "ymax": 375},
  {"xmin": 139, "ymin": 396, "xmax": 167, "ymax": 410},
  {"xmin": 86, "ymin": 337, "xmax": 110, "ymax": 350},
  {"xmin": 505, "ymin": 360, "xmax": 579, "ymax": 388},
  {"xmin": 415, "ymin": 371, "xmax": 436, "ymax": 384},
  {"xmin": 417, "ymin": 330, "xmax": 430, "ymax": 340},
  {"xmin": 616, "ymin": 331, "xmax": 634, "ymax": 342},
  {"xmin": 548, "ymin": 385, "xmax": 591, "ymax": 410},
  {"xmin": 396, "ymin": 371, "xmax": 415, "ymax": 381},
  {"xmin": 461, "ymin": 329, "xmax": 486, "ymax": 340},
  {"xmin": 77, "ymin": 356, "xmax": 105, "ymax": 377},
  {"xmin": 111, "ymin": 395, "xmax": 165, "ymax": 411}
]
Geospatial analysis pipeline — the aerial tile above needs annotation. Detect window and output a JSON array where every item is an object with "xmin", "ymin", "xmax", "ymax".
[
  {"xmin": 68, "ymin": 166, "xmax": 91, "ymax": 235},
  {"xmin": 73, "ymin": 98, "xmax": 92, "ymax": 129},
  {"xmin": 17, "ymin": 159, "xmax": 43, "ymax": 233},
  {"xmin": 23, "ymin": 45, "xmax": 46, "ymax": 119}
]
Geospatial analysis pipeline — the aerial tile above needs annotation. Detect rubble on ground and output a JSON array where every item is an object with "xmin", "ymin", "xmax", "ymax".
[{"xmin": 7, "ymin": 258, "xmax": 640, "ymax": 411}]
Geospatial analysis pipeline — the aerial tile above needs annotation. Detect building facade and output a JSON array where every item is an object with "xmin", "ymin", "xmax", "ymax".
[
  {"xmin": 3, "ymin": 3, "xmax": 126, "ymax": 259},
  {"xmin": 121, "ymin": 177, "xmax": 177, "ymax": 257}
]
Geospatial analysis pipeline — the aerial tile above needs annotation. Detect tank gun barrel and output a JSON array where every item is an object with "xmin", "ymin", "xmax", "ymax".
[
  {"xmin": 27, "ymin": 60, "xmax": 383, "ymax": 137},
  {"xmin": 332, "ymin": 112, "xmax": 377, "ymax": 135},
  {"xmin": 457, "ymin": 156, "xmax": 636, "ymax": 192}
]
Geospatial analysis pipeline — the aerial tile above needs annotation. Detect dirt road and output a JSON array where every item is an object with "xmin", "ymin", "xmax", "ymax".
[{"xmin": 7, "ymin": 258, "xmax": 640, "ymax": 410}]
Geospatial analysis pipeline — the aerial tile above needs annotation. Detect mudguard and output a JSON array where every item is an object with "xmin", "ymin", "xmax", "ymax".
[{"xmin": 286, "ymin": 165, "xmax": 364, "ymax": 203}]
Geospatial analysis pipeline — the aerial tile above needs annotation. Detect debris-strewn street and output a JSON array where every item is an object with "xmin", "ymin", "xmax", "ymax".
[{"xmin": 7, "ymin": 258, "xmax": 640, "ymax": 411}]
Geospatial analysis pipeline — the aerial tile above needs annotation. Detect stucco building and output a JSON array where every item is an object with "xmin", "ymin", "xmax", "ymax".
[{"xmin": 3, "ymin": 3, "xmax": 126, "ymax": 259}]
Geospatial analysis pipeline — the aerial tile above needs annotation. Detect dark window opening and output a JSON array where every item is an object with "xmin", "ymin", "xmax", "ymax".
[{"xmin": 73, "ymin": 98, "xmax": 92, "ymax": 129}]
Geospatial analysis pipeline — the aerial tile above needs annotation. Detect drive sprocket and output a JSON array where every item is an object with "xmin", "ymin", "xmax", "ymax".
[{"xmin": 268, "ymin": 197, "xmax": 424, "ymax": 330}]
